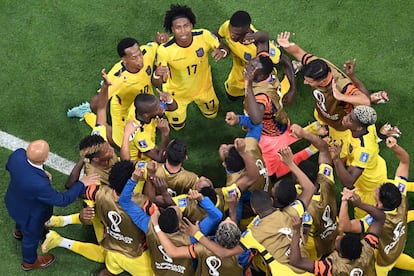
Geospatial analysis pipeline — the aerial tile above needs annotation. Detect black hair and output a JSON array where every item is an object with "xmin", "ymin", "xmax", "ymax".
[
  {"xmin": 224, "ymin": 146, "xmax": 245, "ymax": 172},
  {"xmin": 79, "ymin": 135, "xmax": 106, "ymax": 159},
  {"xmin": 117, "ymin": 37, "xmax": 139, "ymax": 58},
  {"xmin": 258, "ymin": 55, "xmax": 274, "ymax": 77},
  {"xmin": 200, "ymin": 186, "xmax": 218, "ymax": 205},
  {"xmin": 134, "ymin": 93, "xmax": 158, "ymax": 116},
  {"xmin": 163, "ymin": 4, "xmax": 196, "ymax": 33},
  {"xmin": 340, "ymin": 234, "xmax": 362, "ymax": 260},
  {"xmin": 298, "ymin": 160, "xmax": 318, "ymax": 184},
  {"xmin": 250, "ymin": 190, "xmax": 272, "ymax": 213},
  {"xmin": 273, "ymin": 179, "xmax": 297, "ymax": 208},
  {"xmin": 166, "ymin": 138, "xmax": 187, "ymax": 166},
  {"xmin": 302, "ymin": 59, "xmax": 330, "ymax": 81},
  {"xmin": 159, "ymin": 207, "xmax": 179, "ymax": 233},
  {"xmin": 379, "ymin": 183, "xmax": 402, "ymax": 210},
  {"xmin": 108, "ymin": 160, "xmax": 135, "ymax": 195},
  {"xmin": 229, "ymin": 10, "xmax": 251, "ymax": 28}
]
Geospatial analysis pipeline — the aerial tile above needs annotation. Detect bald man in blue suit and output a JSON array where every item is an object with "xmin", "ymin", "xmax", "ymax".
[{"xmin": 5, "ymin": 140, "xmax": 99, "ymax": 271}]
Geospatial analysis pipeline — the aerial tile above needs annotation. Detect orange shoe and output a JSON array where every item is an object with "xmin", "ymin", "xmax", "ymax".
[{"xmin": 22, "ymin": 254, "xmax": 55, "ymax": 271}]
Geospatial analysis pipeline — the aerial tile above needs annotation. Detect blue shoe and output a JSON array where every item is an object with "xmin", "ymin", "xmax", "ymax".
[{"xmin": 67, "ymin": 102, "xmax": 91, "ymax": 120}]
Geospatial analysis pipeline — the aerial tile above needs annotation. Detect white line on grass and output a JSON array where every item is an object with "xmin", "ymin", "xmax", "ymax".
[{"xmin": 0, "ymin": 130, "xmax": 75, "ymax": 175}]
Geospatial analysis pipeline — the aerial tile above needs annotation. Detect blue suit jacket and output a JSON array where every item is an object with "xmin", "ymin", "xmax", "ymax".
[{"xmin": 5, "ymin": 148, "xmax": 85, "ymax": 230}]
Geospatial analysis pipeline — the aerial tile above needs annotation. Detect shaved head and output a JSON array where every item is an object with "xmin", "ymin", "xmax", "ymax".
[{"xmin": 27, "ymin": 140, "xmax": 49, "ymax": 165}]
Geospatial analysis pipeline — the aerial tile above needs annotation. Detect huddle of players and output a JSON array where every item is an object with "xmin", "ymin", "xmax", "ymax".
[{"xmin": 44, "ymin": 4, "xmax": 414, "ymax": 276}]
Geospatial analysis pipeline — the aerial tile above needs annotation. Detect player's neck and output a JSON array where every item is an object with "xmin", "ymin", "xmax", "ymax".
[
  {"xmin": 176, "ymin": 36, "xmax": 193, "ymax": 48},
  {"xmin": 165, "ymin": 162, "xmax": 182, "ymax": 174}
]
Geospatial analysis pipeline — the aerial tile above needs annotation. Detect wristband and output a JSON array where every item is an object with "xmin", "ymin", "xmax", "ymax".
[
  {"xmin": 154, "ymin": 225, "xmax": 161, "ymax": 233},
  {"xmin": 220, "ymin": 48, "xmax": 228, "ymax": 57},
  {"xmin": 153, "ymin": 72, "xmax": 161, "ymax": 79},
  {"xmin": 193, "ymin": 231, "xmax": 204, "ymax": 241}
]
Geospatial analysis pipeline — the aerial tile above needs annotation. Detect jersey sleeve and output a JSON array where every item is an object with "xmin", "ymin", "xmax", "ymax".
[
  {"xmin": 393, "ymin": 176, "xmax": 408, "ymax": 196},
  {"xmin": 202, "ymin": 29, "xmax": 220, "ymax": 50},
  {"xmin": 348, "ymin": 144, "xmax": 373, "ymax": 170},
  {"xmin": 156, "ymin": 43, "xmax": 169, "ymax": 67},
  {"xmin": 217, "ymin": 21, "xmax": 229, "ymax": 38},
  {"xmin": 85, "ymin": 184, "xmax": 99, "ymax": 202},
  {"xmin": 318, "ymin": 163, "xmax": 334, "ymax": 184},
  {"xmin": 314, "ymin": 258, "xmax": 333, "ymax": 276},
  {"xmin": 268, "ymin": 41, "xmax": 281, "ymax": 64}
]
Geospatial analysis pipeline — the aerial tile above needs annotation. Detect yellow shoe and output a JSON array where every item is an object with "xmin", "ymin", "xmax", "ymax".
[
  {"xmin": 45, "ymin": 216, "xmax": 64, "ymax": 227},
  {"xmin": 41, "ymin": 231, "xmax": 62, "ymax": 253}
]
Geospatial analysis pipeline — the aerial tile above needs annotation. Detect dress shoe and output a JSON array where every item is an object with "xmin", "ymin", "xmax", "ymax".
[
  {"xmin": 21, "ymin": 254, "xmax": 55, "ymax": 271},
  {"xmin": 13, "ymin": 229, "xmax": 22, "ymax": 240}
]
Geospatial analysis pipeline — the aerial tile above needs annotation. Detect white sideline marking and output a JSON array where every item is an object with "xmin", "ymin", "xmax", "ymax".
[{"xmin": 0, "ymin": 130, "xmax": 74, "ymax": 175}]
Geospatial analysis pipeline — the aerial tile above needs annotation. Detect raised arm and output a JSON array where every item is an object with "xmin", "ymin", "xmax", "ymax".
[
  {"xmin": 331, "ymin": 78, "xmax": 370, "ymax": 106},
  {"xmin": 180, "ymin": 217, "xmax": 244, "ymax": 258},
  {"xmin": 276, "ymin": 32, "xmax": 307, "ymax": 62},
  {"xmin": 243, "ymin": 65, "xmax": 265, "ymax": 125},
  {"xmin": 151, "ymin": 210, "xmax": 193, "ymax": 258},
  {"xmin": 329, "ymin": 141, "xmax": 362, "ymax": 188},
  {"xmin": 290, "ymin": 124, "xmax": 331, "ymax": 165},
  {"xmin": 233, "ymin": 138, "xmax": 259, "ymax": 192},
  {"xmin": 118, "ymin": 166, "xmax": 151, "ymax": 233},
  {"xmin": 349, "ymin": 190, "xmax": 385, "ymax": 237},
  {"xmin": 343, "ymin": 59, "xmax": 369, "ymax": 97},
  {"xmin": 279, "ymin": 147, "xmax": 314, "ymax": 208},
  {"xmin": 289, "ymin": 216, "xmax": 315, "ymax": 272},
  {"xmin": 386, "ymin": 137, "xmax": 409, "ymax": 179},
  {"xmin": 338, "ymin": 188, "xmax": 364, "ymax": 233},
  {"xmin": 144, "ymin": 117, "xmax": 169, "ymax": 163}
]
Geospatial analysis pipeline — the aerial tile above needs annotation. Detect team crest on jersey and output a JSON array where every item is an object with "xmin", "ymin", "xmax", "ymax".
[
  {"xmin": 138, "ymin": 140, "xmax": 148, "ymax": 148},
  {"xmin": 398, "ymin": 182, "xmax": 406, "ymax": 193},
  {"xmin": 146, "ymin": 66, "xmax": 151, "ymax": 76},
  {"xmin": 359, "ymin": 152, "xmax": 369, "ymax": 163},
  {"xmin": 323, "ymin": 167, "xmax": 331, "ymax": 177},
  {"xmin": 244, "ymin": 52, "xmax": 252, "ymax": 61},
  {"xmin": 269, "ymin": 48, "xmax": 276, "ymax": 57},
  {"xmin": 196, "ymin": 48, "xmax": 204, "ymax": 57},
  {"xmin": 177, "ymin": 198, "xmax": 188, "ymax": 207}
]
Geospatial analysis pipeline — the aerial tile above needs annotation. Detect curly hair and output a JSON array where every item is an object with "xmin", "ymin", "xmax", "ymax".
[
  {"xmin": 163, "ymin": 4, "xmax": 196, "ymax": 33},
  {"xmin": 108, "ymin": 160, "xmax": 135, "ymax": 195},
  {"xmin": 340, "ymin": 234, "xmax": 362, "ymax": 260},
  {"xmin": 215, "ymin": 222, "xmax": 241, "ymax": 249},
  {"xmin": 159, "ymin": 207, "xmax": 179, "ymax": 233},
  {"xmin": 352, "ymin": 105, "xmax": 377, "ymax": 127}
]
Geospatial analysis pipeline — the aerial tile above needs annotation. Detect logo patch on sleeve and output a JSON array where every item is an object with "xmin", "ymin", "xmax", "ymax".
[
  {"xmin": 302, "ymin": 212, "xmax": 311, "ymax": 223},
  {"xmin": 177, "ymin": 198, "xmax": 187, "ymax": 207},
  {"xmin": 364, "ymin": 215, "xmax": 374, "ymax": 226},
  {"xmin": 269, "ymin": 48, "xmax": 276, "ymax": 57},
  {"xmin": 138, "ymin": 140, "xmax": 148, "ymax": 148},
  {"xmin": 398, "ymin": 182, "xmax": 406, "ymax": 193},
  {"xmin": 244, "ymin": 52, "xmax": 252, "ymax": 61},
  {"xmin": 359, "ymin": 152, "xmax": 369, "ymax": 163},
  {"xmin": 323, "ymin": 167, "xmax": 331, "ymax": 177}
]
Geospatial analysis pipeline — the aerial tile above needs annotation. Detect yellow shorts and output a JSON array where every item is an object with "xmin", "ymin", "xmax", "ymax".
[
  {"xmin": 165, "ymin": 84, "xmax": 219, "ymax": 128},
  {"xmin": 106, "ymin": 249, "xmax": 153, "ymax": 276}
]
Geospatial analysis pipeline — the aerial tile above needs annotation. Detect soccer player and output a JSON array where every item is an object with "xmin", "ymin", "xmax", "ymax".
[
  {"xmin": 338, "ymin": 137, "xmax": 414, "ymax": 275},
  {"xmin": 120, "ymin": 92, "xmax": 177, "ymax": 163},
  {"xmin": 118, "ymin": 173, "xmax": 222, "ymax": 276},
  {"xmin": 289, "ymin": 188, "xmax": 385, "ymax": 276},
  {"xmin": 216, "ymin": 10, "xmax": 296, "ymax": 104},
  {"xmin": 289, "ymin": 124, "xmax": 339, "ymax": 260},
  {"xmin": 67, "ymin": 35, "xmax": 168, "ymax": 148},
  {"xmin": 151, "ymin": 197, "xmax": 246, "ymax": 276},
  {"xmin": 329, "ymin": 105, "xmax": 387, "ymax": 218},
  {"xmin": 180, "ymin": 147, "xmax": 316, "ymax": 275},
  {"xmin": 243, "ymin": 55, "xmax": 317, "ymax": 179},
  {"xmin": 156, "ymin": 4, "xmax": 227, "ymax": 130},
  {"xmin": 154, "ymin": 138, "xmax": 199, "ymax": 196},
  {"xmin": 277, "ymin": 31, "xmax": 371, "ymax": 158},
  {"xmin": 43, "ymin": 161, "xmax": 156, "ymax": 275}
]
